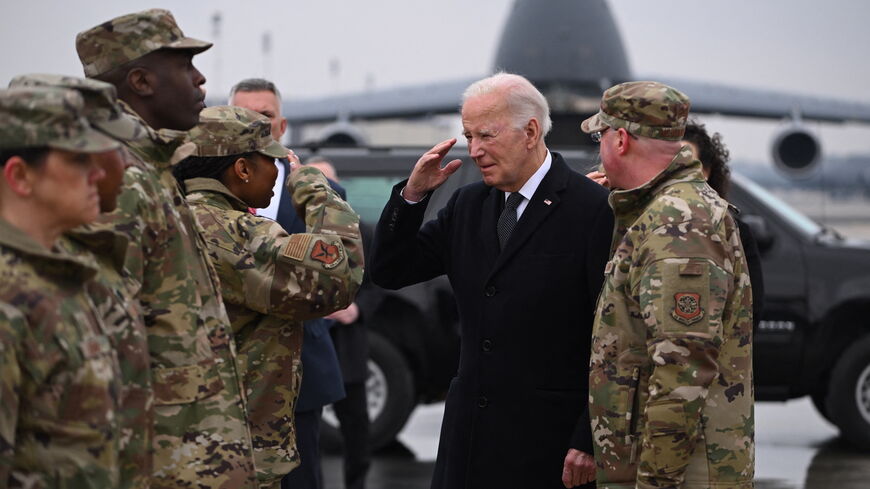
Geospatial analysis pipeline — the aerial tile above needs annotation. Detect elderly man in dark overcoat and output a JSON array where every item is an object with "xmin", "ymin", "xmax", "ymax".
[{"xmin": 370, "ymin": 73, "xmax": 613, "ymax": 489}]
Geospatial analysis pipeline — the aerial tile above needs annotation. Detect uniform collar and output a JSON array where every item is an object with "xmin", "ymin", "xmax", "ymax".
[
  {"xmin": 64, "ymin": 224, "xmax": 130, "ymax": 275},
  {"xmin": 609, "ymin": 145, "xmax": 706, "ymax": 218},
  {"xmin": 183, "ymin": 177, "xmax": 250, "ymax": 212},
  {"xmin": 118, "ymin": 100, "xmax": 196, "ymax": 168},
  {"xmin": 0, "ymin": 218, "xmax": 98, "ymax": 281}
]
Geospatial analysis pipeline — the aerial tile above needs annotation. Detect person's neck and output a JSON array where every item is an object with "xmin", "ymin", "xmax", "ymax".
[
  {"xmin": 501, "ymin": 144, "xmax": 548, "ymax": 193},
  {"xmin": 0, "ymin": 203, "xmax": 61, "ymax": 249},
  {"xmin": 121, "ymin": 96, "xmax": 163, "ymax": 130},
  {"xmin": 621, "ymin": 143, "xmax": 682, "ymax": 190}
]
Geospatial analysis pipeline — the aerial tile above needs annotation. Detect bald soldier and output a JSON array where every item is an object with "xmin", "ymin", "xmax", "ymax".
[
  {"xmin": 583, "ymin": 81, "xmax": 754, "ymax": 489},
  {"xmin": 75, "ymin": 10, "xmax": 258, "ymax": 488}
]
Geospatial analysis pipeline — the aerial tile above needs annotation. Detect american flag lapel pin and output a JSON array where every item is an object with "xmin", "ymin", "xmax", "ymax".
[{"xmin": 544, "ymin": 199, "xmax": 552, "ymax": 206}]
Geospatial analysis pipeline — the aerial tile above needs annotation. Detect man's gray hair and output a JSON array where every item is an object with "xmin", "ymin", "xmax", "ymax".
[
  {"xmin": 462, "ymin": 72, "xmax": 552, "ymax": 138},
  {"xmin": 228, "ymin": 78, "xmax": 282, "ymax": 104}
]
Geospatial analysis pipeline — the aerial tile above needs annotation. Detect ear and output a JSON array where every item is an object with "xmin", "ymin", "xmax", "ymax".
[
  {"xmin": 615, "ymin": 128, "xmax": 632, "ymax": 156},
  {"xmin": 524, "ymin": 117, "xmax": 541, "ymax": 148},
  {"xmin": 278, "ymin": 116, "xmax": 288, "ymax": 139},
  {"xmin": 233, "ymin": 156, "xmax": 252, "ymax": 183},
  {"xmin": 127, "ymin": 67, "xmax": 156, "ymax": 97},
  {"xmin": 3, "ymin": 156, "xmax": 35, "ymax": 197}
]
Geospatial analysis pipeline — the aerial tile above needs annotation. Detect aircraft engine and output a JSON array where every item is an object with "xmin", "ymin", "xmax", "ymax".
[
  {"xmin": 771, "ymin": 124, "xmax": 821, "ymax": 176},
  {"xmin": 316, "ymin": 122, "xmax": 369, "ymax": 147}
]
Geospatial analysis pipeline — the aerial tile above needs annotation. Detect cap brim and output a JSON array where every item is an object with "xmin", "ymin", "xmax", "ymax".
[
  {"xmin": 50, "ymin": 126, "xmax": 120, "ymax": 153},
  {"xmin": 580, "ymin": 112, "xmax": 609, "ymax": 134},
  {"xmin": 258, "ymin": 140, "xmax": 290, "ymax": 159},
  {"xmin": 95, "ymin": 112, "xmax": 145, "ymax": 142},
  {"xmin": 166, "ymin": 37, "xmax": 213, "ymax": 55}
]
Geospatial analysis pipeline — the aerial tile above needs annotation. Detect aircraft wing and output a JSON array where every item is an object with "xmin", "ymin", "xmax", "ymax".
[
  {"xmin": 640, "ymin": 76, "xmax": 870, "ymax": 124},
  {"xmin": 282, "ymin": 76, "xmax": 480, "ymax": 123},
  {"xmin": 281, "ymin": 75, "xmax": 870, "ymax": 125}
]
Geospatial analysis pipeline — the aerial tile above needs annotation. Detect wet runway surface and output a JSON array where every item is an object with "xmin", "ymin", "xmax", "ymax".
[{"xmin": 321, "ymin": 398, "xmax": 870, "ymax": 489}]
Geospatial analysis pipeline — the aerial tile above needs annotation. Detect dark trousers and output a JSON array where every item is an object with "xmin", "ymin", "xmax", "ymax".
[
  {"xmin": 282, "ymin": 408, "xmax": 323, "ymax": 489},
  {"xmin": 333, "ymin": 381, "xmax": 371, "ymax": 489}
]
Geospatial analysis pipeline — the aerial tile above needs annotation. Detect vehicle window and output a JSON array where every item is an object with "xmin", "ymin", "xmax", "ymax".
[
  {"xmin": 342, "ymin": 175, "xmax": 406, "ymax": 223},
  {"xmin": 732, "ymin": 173, "xmax": 822, "ymax": 238}
]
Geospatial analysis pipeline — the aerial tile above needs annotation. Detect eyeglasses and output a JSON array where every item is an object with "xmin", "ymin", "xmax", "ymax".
[
  {"xmin": 591, "ymin": 127, "xmax": 637, "ymax": 143},
  {"xmin": 590, "ymin": 128, "xmax": 609, "ymax": 143}
]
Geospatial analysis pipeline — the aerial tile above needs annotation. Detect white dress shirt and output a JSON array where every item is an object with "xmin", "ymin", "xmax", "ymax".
[{"xmin": 509, "ymin": 151, "xmax": 551, "ymax": 220}]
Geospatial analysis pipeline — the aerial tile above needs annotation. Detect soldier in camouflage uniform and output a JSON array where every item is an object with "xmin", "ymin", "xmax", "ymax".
[
  {"xmin": 0, "ymin": 86, "xmax": 124, "ymax": 488},
  {"xmin": 172, "ymin": 106, "xmax": 364, "ymax": 488},
  {"xmin": 76, "ymin": 10, "xmax": 259, "ymax": 488},
  {"xmin": 581, "ymin": 82, "xmax": 754, "ymax": 489},
  {"xmin": 8, "ymin": 74, "xmax": 153, "ymax": 489}
]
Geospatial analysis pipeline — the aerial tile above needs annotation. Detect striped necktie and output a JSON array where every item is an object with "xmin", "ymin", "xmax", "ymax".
[{"xmin": 497, "ymin": 192, "xmax": 523, "ymax": 250}]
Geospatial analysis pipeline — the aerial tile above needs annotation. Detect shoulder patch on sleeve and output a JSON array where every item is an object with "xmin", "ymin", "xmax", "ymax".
[
  {"xmin": 283, "ymin": 234, "xmax": 312, "ymax": 262},
  {"xmin": 671, "ymin": 292, "xmax": 704, "ymax": 325},
  {"xmin": 311, "ymin": 239, "xmax": 345, "ymax": 269}
]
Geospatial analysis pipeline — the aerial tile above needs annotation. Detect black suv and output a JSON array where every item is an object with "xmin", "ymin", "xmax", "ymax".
[{"xmin": 306, "ymin": 146, "xmax": 870, "ymax": 452}]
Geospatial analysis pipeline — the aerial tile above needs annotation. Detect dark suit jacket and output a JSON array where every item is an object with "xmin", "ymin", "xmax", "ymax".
[
  {"xmin": 370, "ymin": 153, "xmax": 614, "ymax": 489},
  {"xmin": 276, "ymin": 158, "xmax": 346, "ymax": 411}
]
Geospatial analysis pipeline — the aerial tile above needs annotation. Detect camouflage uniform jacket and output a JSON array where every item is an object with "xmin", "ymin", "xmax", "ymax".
[
  {"xmin": 97, "ymin": 102, "xmax": 257, "ymax": 489},
  {"xmin": 0, "ymin": 218, "xmax": 123, "ymax": 489},
  {"xmin": 183, "ymin": 168, "xmax": 364, "ymax": 487},
  {"xmin": 589, "ymin": 147, "xmax": 754, "ymax": 489},
  {"xmin": 59, "ymin": 226, "xmax": 152, "ymax": 489}
]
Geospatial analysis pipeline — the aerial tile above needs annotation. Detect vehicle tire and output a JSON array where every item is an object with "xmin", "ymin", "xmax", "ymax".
[
  {"xmin": 810, "ymin": 386, "xmax": 831, "ymax": 422},
  {"xmin": 825, "ymin": 334, "xmax": 870, "ymax": 451},
  {"xmin": 321, "ymin": 331, "xmax": 417, "ymax": 453}
]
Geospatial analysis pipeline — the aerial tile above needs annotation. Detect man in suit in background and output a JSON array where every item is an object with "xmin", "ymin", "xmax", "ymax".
[
  {"xmin": 308, "ymin": 157, "xmax": 380, "ymax": 489},
  {"xmin": 229, "ymin": 79, "xmax": 347, "ymax": 489},
  {"xmin": 370, "ymin": 73, "xmax": 614, "ymax": 489}
]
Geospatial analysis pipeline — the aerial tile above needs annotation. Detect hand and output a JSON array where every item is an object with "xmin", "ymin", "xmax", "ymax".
[
  {"xmin": 585, "ymin": 170, "xmax": 610, "ymax": 189},
  {"xmin": 403, "ymin": 138, "xmax": 462, "ymax": 202},
  {"xmin": 562, "ymin": 449, "xmax": 596, "ymax": 488},
  {"xmin": 326, "ymin": 303, "xmax": 360, "ymax": 324},
  {"xmin": 287, "ymin": 149, "xmax": 301, "ymax": 172}
]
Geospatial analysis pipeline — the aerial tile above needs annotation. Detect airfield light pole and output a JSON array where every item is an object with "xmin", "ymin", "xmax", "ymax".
[
  {"xmin": 211, "ymin": 11, "xmax": 223, "ymax": 99},
  {"xmin": 262, "ymin": 31, "xmax": 272, "ymax": 80}
]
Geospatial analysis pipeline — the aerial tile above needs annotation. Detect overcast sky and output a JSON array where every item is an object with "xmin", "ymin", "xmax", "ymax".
[{"xmin": 3, "ymin": 0, "xmax": 870, "ymax": 162}]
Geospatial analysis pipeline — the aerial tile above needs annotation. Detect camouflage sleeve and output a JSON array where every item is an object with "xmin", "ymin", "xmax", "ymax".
[
  {"xmin": 0, "ymin": 304, "xmax": 24, "ymax": 485},
  {"xmin": 105, "ymin": 163, "xmax": 168, "ymax": 297},
  {"xmin": 230, "ymin": 166, "xmax": 363, "ymax": 321},
  {"xmin": 634, "ymin": 251, "xmax": 730, "ymax": 487}
]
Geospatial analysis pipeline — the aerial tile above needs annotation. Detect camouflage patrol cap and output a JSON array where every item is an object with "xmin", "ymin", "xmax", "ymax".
[
  {"xmin": 0, "ymin": 86, "xmax": 119, "ymax": 152},
  {"xmin": 581, "ymin": 81, "xmax": 690, "ymax": 140},
  {"xmin": 76, "ymin": 9, "xmax": 212, "ymax": 78},
  {"xmin": 9, "ymin": 74, "xmax": 144, "ymax": 141},
  {"xmin": 188, "ymin": 106, "xmax": 288, "ymax": 158}
]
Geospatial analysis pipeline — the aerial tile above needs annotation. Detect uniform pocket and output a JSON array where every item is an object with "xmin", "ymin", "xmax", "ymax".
[
  {"xmin": 641, "ymin": 400, "xmax": 690, "ymax": 476},
  {"xmin": 151, "ymin": 358, "xmax": 224, "ymax": 405}
]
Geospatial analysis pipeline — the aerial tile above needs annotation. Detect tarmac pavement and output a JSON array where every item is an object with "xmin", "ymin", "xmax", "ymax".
[{"xmin": 321, "ymin": 398, "xmax": 870, "ymax": 489}]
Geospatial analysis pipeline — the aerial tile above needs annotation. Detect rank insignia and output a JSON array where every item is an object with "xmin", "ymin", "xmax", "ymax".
[
  {"xmin": 671, "ymin": 292, "xmax": 704, "ymax": 325},
  {"xmin": 310, "ymin": 239, "xmax": 344, "ymax": 269}
]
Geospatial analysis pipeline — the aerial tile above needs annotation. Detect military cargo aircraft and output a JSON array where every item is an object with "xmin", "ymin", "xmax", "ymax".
[{"xmin": 281, "ymin": 0, "xmax": 870, "ymax": 175}]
